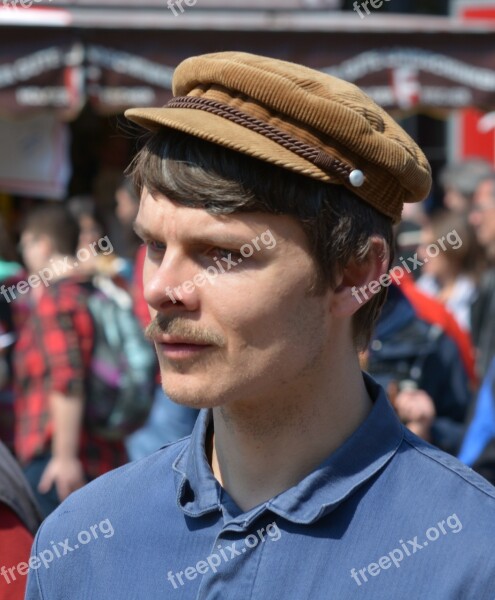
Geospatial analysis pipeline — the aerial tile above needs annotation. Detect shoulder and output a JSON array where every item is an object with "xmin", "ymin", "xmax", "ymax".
[
  {"xmin": 400, "ymin": 428, "xmax": 495, "ymax": 506},
  {"xmin": 39, "ymin": 276, "xmax": 92, "ymax": 312}
]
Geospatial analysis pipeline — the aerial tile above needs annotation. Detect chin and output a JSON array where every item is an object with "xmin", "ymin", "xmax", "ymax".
[{"xmin": 161, "ymin": 381, "xmax": 228, "ymax": 410}]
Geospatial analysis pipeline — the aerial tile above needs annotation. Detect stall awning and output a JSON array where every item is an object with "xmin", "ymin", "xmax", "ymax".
[
  {"xmin": 1, "ymin": 11, "xmax": 495, "ymax": 115},
  {"xmin": 0, "ymin": 27, "xmax": 83, "ymax": 117}
]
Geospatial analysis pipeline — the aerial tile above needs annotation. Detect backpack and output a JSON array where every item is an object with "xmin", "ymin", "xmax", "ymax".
[{"xmin": 84, "ymin": 276, "xmax": 157, "ymax": 441}]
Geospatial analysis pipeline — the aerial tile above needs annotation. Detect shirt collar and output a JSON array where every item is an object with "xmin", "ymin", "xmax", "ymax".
[{"xmin": 173, "ymin": 373, "xmax": 404, "ymax": 526}]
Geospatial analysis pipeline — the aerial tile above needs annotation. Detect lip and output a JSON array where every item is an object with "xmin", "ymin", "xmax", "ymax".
[
  {"xmin": 154, "ymin": 335, "xmax": 211, "ymax": 345},
  {"xmin": 154, "ymin": 337, "xmax": 213, "ymax": 359}
]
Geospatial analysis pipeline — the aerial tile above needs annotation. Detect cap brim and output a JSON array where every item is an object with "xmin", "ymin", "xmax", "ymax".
[{"xmin": 124, "ymin": 107, "xmax": 341, "ymax": 185}]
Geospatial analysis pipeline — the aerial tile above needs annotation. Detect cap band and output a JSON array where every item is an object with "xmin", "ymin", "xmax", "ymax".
[{"xmin": 166, "ymin": 96, "xmax": 362, "ymax": 186}]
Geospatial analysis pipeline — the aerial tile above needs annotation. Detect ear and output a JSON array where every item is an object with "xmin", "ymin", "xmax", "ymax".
[{"xmin": 330, "ymin": 236, "xmax": 390, "ymax": 317}]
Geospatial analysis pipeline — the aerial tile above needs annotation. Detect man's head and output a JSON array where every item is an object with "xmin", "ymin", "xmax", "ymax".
[
  {"xmin": 115, "ymin": 177, "xmax": 140, "ymax": 226},
  {"xmin": 126, "ymin": 52, "xmax": 431, "ymax": 408},
  {"xmin": 20, "ymin": 204, "xmax": 79, "ymax": 274},
  {"xmin": 469, "ymin": 173, "xmax": 495, "ymax": 261},
  {"xmin": 440, "ymin": 159, "xmax": 492, "ymax": 214}
]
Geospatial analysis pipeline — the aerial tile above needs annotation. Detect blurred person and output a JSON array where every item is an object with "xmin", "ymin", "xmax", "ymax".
[
  {"xmin": 0, "ymin": 440, "xmax": 42, "ymax": 600},
  {"xmin": 381, "ymin": 223, "xmax": 477, "ymax": 388},
  {"xmin": 67, "ymin": 195, "xmax": 124, "ymax": 280},
  {"xmin": 13, "ymin": 205, "xmax": 127, "ymax": 517},
  {"xmin": 69, "ymin": 194, "xmax": 158, "ymax": 457},
  {"xmin": 469, "ymin": 172, "xmax": 495, "ymax": 378},
  {"xmin": 439, "ymin": 158, "xmax": 492, "ymax": 215},
  {"xmin": 416, "ymin": 210, "xmax": 482, "ymax": 332},
  {"xmin": 458, "ymin": 357, "xmax": 495, "ymax": 485},
  {"xmin": 399, "ymin": 271, "xmax": 477, "ymax": 389},
  {"xmin": 26, "ymin": 53, "xmax": 495, "ymax": 600},
  {"xmin": 115, "ymin": 177, "xmax": 140, "ymax": 239},
  {"xmin": 113, "ymin": 177, "xmax": 142, "ymax": 280},
  {"xmin": 367, "ymin": 283, "xmax": 471, "ymax": 454}
]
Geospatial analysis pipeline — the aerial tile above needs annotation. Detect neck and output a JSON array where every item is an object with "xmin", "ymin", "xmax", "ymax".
[{"xmin": 210, "ymin": 348, "xmax": 372, "ymax": 513}]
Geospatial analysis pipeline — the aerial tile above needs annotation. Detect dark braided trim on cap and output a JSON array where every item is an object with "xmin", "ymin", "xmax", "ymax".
[{"xmin": 167, "ymin": 96, "xmax": 355, "ymax": 183}]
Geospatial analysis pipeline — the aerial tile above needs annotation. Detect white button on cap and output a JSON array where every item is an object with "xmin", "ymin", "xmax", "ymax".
[{"xmin": 349, "ymin": 170, "xmax": 365, "ymax": 187}]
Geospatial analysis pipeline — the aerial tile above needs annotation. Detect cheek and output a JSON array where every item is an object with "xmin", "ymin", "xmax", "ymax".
[
  {"xmin": 426, "ymin": 250, "xmax": 445, "ymax": 265},
  {"xmin": 24, "ymin": 249, "xmax": 39, "ymax": 271},
  {"xmin": 209, "ymin": 271, "xmax": 326, "ymax": 364}
]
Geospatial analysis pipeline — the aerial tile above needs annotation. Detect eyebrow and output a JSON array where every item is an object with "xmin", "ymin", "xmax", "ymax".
[{"xmin": 132, "ymin": 220, "xmax": 258, "ymax": 247}]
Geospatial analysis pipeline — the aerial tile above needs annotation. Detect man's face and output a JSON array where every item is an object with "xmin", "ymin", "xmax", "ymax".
[
  {"xmin": 469, "ymin": 179, "xmax": 495, "ymax": 255},
  {"xmin": 19, "ymin": 231, "xmax": 51, "ymax": 275},
  {"xmin": 115, "ymin": 188, "xmax": 139, "ymax": 226},
  {"xmin": 135, "ymin": 189, "xmax": 333, "ymax": 410},
  {"xmin": 443, "ymin": 187, "xmax": 470, "ymax": 215}
]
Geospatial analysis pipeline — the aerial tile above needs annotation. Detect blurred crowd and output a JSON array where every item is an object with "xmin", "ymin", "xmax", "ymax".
[
  {"xmin": 2, "ymin": 159, "xmax": 495, "ymax": 597},
  {"xmin": 366, "ymin": 158, "xmax": 495, "ymax": 479}
]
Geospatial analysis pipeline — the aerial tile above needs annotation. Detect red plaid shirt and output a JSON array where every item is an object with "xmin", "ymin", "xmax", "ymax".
[{"xmin": 14, "ymin": 275, "xmax": 128, "ymax": 479}]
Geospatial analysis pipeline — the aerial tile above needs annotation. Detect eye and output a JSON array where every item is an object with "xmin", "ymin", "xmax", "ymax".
[
  {"xmin": 147, "ymin": 240, "xmax": 166, "ymax": 255},
  {"xmin": 211, "ymin": 248, "xmax": 243, "ymax": 261}
]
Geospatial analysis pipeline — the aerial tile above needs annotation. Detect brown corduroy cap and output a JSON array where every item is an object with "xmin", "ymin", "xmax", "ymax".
[{"xmin": 125, "ymin": 51, "xmax": 431, "ymax": 223}]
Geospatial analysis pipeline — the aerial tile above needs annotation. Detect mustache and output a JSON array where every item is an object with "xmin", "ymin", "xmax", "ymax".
[{"xmin": 145, "ymin": 314, "xmax": 225, "ymax": 347}]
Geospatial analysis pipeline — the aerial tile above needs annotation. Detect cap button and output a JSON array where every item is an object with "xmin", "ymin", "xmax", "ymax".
[{"xmin": 349, "ymin": 170, "xmax": 365, "ymax": 187}]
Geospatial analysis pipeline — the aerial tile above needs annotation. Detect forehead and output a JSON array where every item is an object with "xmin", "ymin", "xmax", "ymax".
[
  {"xmin": 21, "ymin": 229, "xmax": 38, "ymax": 240},
  {"xmin": 135, "ymin": 189, "xmax": 309, "ymax": 249},
  {"xmin": 137, "ymin": 189, "xmax": 232, "ymax": 229}
]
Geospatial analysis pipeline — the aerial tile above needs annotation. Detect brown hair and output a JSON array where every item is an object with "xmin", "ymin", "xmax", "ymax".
[
  {"xmin": 427, "ymin": 210, "xmax": 485, "ymax": 282},
  {"xmin": 127, "ymin": 129, "xmax": 394, "ymax": 350},
  {"xmin": 22, "ymin": 203, "xmax": 80, "ymax": 257}
]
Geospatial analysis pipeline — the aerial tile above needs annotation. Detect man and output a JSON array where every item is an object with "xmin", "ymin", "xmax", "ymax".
[
  {"xmin": 26, "ymin": 53, "xmax": 495, "ymax": 599},
  {"xmin": 13, "ymin": 205, "xmax": 127, "ymax": 517},
  {"xmin": 459, "ymin": 173, "xmax": 495, "ymax": 483},
  {"xmin": 469, "ymin": 172, "xmax": 495, "ymax": 378},
  {"xmin": 368, "ymin": 282, "xmax": 471, "ymax": 455},
  {"xmin": 439, "ymin": 159, "xmax": 492, "ymax": 215}
]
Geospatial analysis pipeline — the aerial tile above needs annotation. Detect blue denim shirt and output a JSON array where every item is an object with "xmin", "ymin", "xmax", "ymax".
[{"xmin": 25, "ymin": 375, "xmax": 495, "ymax": 599}]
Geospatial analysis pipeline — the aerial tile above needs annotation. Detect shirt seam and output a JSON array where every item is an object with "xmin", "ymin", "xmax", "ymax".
[
  {"xmin": 403, "ymin": 435, "xmax": 495, "ymax": 501},
  {"xmin": 33, "ymin": 519, "xmax": 47, "ymax": 600}
]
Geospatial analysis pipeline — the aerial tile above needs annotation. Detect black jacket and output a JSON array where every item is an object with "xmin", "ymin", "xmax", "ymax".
[
  {"xmin": 471, "ymin": 268, "xmax": 495, "ymax": 379},
  {"xmin": 368, "ymin": 285, "xmax": 472, "ymax": 455},
  {"xmin": 0, "ymin": 441, "xmax": 42, "ymax": 535}
]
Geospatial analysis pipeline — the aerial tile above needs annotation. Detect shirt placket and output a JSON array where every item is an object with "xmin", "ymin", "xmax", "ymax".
[{"xmin": 194, "ymin": 523, "xmax": 266, "ymax": 600}]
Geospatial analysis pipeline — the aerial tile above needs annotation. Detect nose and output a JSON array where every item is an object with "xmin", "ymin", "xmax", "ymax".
[{"xmin": 143, "ymin": 249, "xmax": 201, "ymax": 312}]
